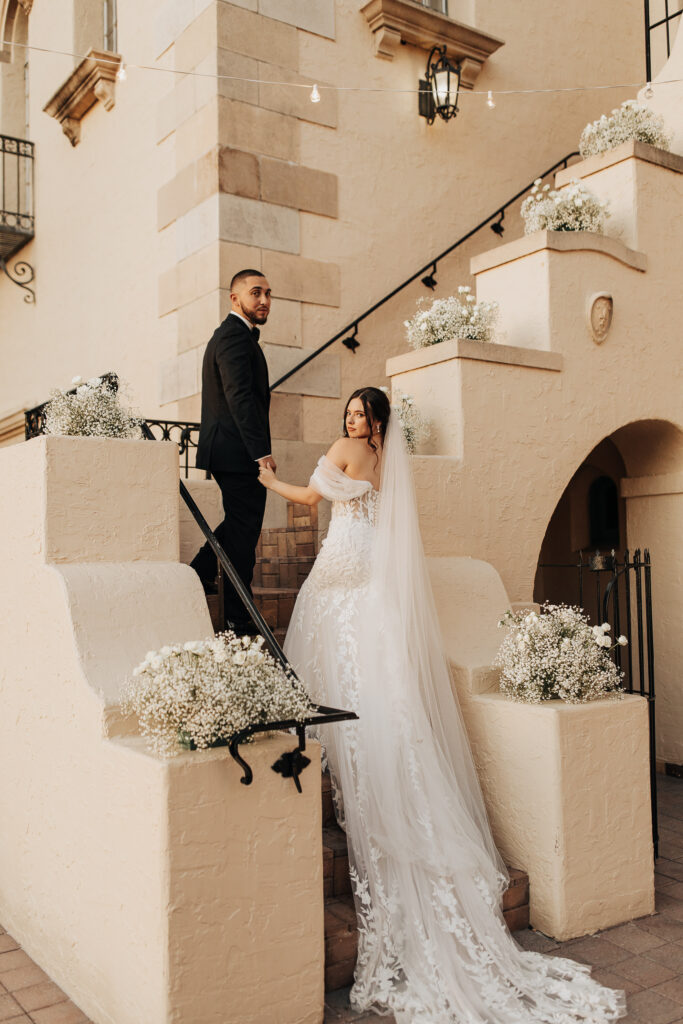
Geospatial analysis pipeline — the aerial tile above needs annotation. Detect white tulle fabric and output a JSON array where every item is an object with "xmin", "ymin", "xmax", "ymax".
[{"xmin": 285, "ymin": 423, "xmax": 627, "ymax": 1024}]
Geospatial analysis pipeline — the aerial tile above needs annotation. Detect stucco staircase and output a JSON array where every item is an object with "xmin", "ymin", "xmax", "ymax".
[{"xmin": 207, "ymin": 502, "xmax": 530, "ymax": 990}]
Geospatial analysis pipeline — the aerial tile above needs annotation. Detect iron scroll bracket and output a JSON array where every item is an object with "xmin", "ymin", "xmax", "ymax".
[
  {"xmin": 228, "ymin": 706, "xmax": 357, "ymax": 792},
  {"xmin": 0, "ymin": 257, "xmax": 35, "ymax": 304}
]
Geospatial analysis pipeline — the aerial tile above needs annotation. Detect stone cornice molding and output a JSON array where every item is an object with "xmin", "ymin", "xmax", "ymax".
[
  {"xmin": 386, "ymin": 338, "xmax": 563, "ymax": 377},
  {"xmin": 555, "ymin": 141, "xmax": 683, "ymax": 188},
  {"xmin": 359, "ymin": 0, "xmax": 504, "ymax": 86},
  {"xmin": 43, "ymin": 48, "xmax": 121, "ymax": 146},
  {"xmin": 471, "ymin": 230, "xmax": 648, "ymax": 276}
]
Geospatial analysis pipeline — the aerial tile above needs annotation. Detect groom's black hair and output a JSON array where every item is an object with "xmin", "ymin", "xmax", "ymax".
[
  {"xmin": 343, "ymin": 387, "xmax": 391, "ymax": 459},
  {"xmin": 230, "ymin": 268, "xmax": 266, "ymax": 291}
]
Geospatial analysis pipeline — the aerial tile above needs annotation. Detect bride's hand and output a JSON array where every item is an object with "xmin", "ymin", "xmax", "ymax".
[{"xmin": 258, "ymin": 465, "xmax": 276, "ymax": 489}]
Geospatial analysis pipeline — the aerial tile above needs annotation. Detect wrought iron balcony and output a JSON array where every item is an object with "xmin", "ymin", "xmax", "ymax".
[{"xmin": 0, "ymin": 133, "xmax": 35, "ymax": 302}]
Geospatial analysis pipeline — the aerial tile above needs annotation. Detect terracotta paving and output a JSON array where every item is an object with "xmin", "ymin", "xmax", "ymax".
[
  {"xmin": 325, "ymin": 774, "xmax": 683, "ymax": 1024},
  {"xmin": 0, "ymin": 776, "xmax": 681, "ymax": 1024}
]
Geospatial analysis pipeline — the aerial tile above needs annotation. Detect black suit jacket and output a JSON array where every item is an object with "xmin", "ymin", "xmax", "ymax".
[{"xmin": 196, "ymin": 313, "xmax": 271, "ymax": 475}]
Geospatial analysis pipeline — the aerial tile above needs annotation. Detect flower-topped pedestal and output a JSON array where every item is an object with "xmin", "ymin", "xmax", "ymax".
[
  {"xmin": 426, "ymin": 557, "xmax": 654, "ymax": 941},
  {"xmin": 0, "ymin": 434, "xmax": 325, "ymax": 1024}
]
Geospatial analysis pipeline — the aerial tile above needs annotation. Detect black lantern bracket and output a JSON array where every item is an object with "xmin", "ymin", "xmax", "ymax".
[{"xmin": 419, "ymin": 45, "xmax": 461, "ymax": 125}]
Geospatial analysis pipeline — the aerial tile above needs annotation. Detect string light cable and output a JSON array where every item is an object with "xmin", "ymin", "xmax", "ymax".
[{"xmin": 1, "ymin": 38, "xmax": 681, "ymax": 99}]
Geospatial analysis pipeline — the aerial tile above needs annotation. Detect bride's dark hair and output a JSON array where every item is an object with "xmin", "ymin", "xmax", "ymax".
[{"xmin": 342, "ymin": 386, "xmax": 391, "ymax": 455}]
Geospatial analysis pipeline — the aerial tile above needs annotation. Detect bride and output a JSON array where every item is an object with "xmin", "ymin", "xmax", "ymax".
[{"xmin": 258, "ymin": 386, "xmax": 627, "ymax": 1023}]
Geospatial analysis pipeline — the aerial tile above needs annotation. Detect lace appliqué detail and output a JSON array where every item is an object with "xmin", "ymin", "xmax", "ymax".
[{"xmin": 283, "ymin": 460, "xmax": 627, "ymax": 1024}]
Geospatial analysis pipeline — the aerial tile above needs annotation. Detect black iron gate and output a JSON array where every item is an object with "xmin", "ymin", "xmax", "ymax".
[{"xmin": 537, "ymin": 550, "xmax": 658, "ymax": 857}]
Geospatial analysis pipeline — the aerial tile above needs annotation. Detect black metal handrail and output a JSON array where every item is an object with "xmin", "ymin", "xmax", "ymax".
[
  {"xmin": 270, "ymin": 151, "xmax": 580, "ymax": 392},
  {"xmin": 645, "ymin": 0, "xmax": 683, "ymax": 81},
  {"xmin": 140, "ymin": 421, "xmax": 358, "ymax": 786}
]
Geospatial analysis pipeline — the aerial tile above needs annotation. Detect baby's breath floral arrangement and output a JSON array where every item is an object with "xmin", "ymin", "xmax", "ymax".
[
  {"xmin": 579, "ymin": 100, "xmax": 672, "ymax": 158},
  {"xmin": 495, "ymin": 603, "xmax": 627, "ymax": 705},
  {"xmin": 404, "ymin": 288, "xmax": 499, "ymax": 348},
  {"xmin": 121, "ymin": 631, "xmax": 314, "ymax": 757},
  {"xmin": 521, "ymin": 178, "xmax": 608, "ymax": 235},
  {"xmin": 380, "ymin": 387, "xmax": 430, "ymax": 454},
  {"xmin": 43, "ymin": 375, "xmax": 142, "ymax": 439}
]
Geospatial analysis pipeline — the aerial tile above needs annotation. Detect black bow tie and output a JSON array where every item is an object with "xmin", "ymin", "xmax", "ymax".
[{"xmin": 251, "ymin": 327, "xmax": 260, "ymax": 342}]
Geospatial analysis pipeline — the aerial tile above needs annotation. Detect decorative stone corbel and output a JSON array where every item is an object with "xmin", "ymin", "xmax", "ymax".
[
  {"xmin": 61, "ymin": 117, "xmax": 80, "ymax": 147},
  {"xmin": 43, "ymin": 48, "xmax": 121, "ymax": 146},
  {"xmin": 360, "ymin": 0, "xmax": 504, "ymax": 87}
]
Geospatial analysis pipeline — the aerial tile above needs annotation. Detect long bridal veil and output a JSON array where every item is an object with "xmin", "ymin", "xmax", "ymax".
[
  {"xmin": 338, "ymin": 413, "xmax": 626, "ymax": 1021},
  {"xmin": 370, "ymin": 411, "xmax": 508, "ymax": 884}
]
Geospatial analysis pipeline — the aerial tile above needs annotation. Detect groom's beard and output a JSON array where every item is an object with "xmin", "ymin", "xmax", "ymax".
[{"xmin": 239, "ymin": 299, "xmax": 269, "ymax": 325}]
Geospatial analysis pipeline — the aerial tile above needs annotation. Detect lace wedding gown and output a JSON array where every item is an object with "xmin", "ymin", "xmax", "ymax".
[{"xmin": 284, "ymin": 421, "xmax": 627, "ymax": 1024}]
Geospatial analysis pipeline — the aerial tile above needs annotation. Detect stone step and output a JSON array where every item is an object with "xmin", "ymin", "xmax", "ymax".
[
  {"xmin": 322, "ymin": 775, "xmax": 531, "ymax": 991},
  {"xmin": 253, "ymin": 586, "xmax": 299, "ymax": 631},
  {"xmin": 254, "ymin": 555, "xmax": 316, "ymax": 591}
]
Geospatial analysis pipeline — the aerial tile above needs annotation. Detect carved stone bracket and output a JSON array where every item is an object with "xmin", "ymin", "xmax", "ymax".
[
  {"xmin": 43, "ymin": 48, "xmax": 121, "ymax": 146},
  {"xmin": 359, "ymin": 0, "xmax": 504, "ymax": 87}
]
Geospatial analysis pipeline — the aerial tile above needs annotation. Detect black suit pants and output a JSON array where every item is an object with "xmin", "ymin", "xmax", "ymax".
[{"xmin": 190, "ymin": 471, "xmax": 266, "ymax": 624}]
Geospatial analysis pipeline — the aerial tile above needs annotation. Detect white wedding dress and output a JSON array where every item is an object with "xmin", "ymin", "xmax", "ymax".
[{"xmin": 284, "ymin": 417, "xmax": 627, "ymax": 1024}]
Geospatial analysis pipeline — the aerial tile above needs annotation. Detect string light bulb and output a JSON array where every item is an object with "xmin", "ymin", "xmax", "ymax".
[
  {"xmin": 310, "ymin": 83, "xmax": 321, "ymax": 103},
  {"xmin": 486, "ymin": 90, "xmax": 496, "ymax": 109},
  {"xmin": 644, "ymin": 81, "xmax": 654, "ymax": 98},
  {"xmin": 116, "ymin": 63, "xmax": 127, "ymax": 82}
]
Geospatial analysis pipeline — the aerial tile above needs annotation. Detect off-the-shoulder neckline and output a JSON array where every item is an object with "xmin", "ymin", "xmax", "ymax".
[{"xmin": 320, "ymin": 454, "xmax": 380, "ymax": 494}]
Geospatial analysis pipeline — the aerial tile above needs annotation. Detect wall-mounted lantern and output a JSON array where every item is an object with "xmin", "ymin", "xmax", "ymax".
[{"xmin": 419, "ymin": 45, "xmax": 461, "ymax": 124}]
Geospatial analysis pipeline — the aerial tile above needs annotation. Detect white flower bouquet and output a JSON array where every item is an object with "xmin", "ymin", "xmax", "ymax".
[
  {"xmin": 43, "ymin": 374, "xmax": 142, "ymax": 439},
  {"xmin": 580, "ymin": 100, "xmax": 672, "ymax": 158},
  {"xmin": 495, "ymin": 603, "xmax": 626, "ymax": 704},
  {"xmin": 405, "ymin": 288, "xmax": 499, "ymax": 349},
  {"xmin": 121, "ymin": 631, "xmax": 314, "ymax": 757},
  {"xmin": 380, "ymin": 387, "xmax": 430, "ymax": 454},
  {"xmin": 521, "ymin": 178, "xmax": 608, "ymax": 235}
]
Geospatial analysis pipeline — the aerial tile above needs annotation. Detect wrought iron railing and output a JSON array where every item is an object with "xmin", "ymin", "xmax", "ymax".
[
  {"xmin": 645, "ymin": 0, "xmax": 683, "ymax": 81},
  {"xmin": 0, "ymin": 133, "xmax": 35, "ymax": 302},
  {"xmin": 537, "ymin": 549, "xmax": 658, "ymax": 856},
  {"xmin": 269, "ymin": 151, "xmax": 580, "ymax": 392},
  {"xmin": 143, "ymin": 418, "xmax": 205, "ymax": 478}
]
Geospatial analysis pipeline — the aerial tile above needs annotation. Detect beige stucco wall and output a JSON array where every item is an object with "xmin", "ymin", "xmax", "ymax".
[
  {"xmin": 0, "ymin": 436, "xmax": 324, "ymax": 1024},
  {"xmin": 388, "ymin": 145, "xmax": 683, "ymax": 763},
  {"xmin": 0, "ymin": 0, "xmax": 644, "ymax": 441},
  {"xmin": 0, "ymin": 0, "xmax": 174, "ymax": 420},
  {"xmin": 428, "ymin": 555, "xmax": 655, "ymax": 940}
]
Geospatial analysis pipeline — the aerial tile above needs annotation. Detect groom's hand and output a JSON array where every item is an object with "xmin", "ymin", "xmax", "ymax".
[{"xmin": 258, "ymin": 455, "xmax": 277, "ymax": 472}]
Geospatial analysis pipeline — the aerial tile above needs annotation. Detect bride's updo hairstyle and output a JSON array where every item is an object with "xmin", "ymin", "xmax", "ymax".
[{"xmin": 342, "ymin": 386, "xmax": 391, "ymax": 454}]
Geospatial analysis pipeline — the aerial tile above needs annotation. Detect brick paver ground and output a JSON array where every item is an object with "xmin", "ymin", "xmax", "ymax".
[
  {"xmin": 325, "ymin": 774, "xmax": 683, "ymax": 1024},
  {"xmin": 0, "ymin": 776, "xmax": 680, "ymax": 1024}
]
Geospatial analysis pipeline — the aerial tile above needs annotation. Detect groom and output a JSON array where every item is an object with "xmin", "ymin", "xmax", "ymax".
[{"xmin": 191, "ymin": 269, "xmax": 275, "ymax": 633}]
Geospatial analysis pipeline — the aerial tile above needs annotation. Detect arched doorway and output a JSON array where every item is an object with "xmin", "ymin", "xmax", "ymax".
[
  {"xmin": 534, "ymin": 419, "xmax": 683, "ymax": 773},
  {"xmin": 534, "ymin": 436, "xmax": 627, "ymax": 625}
]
